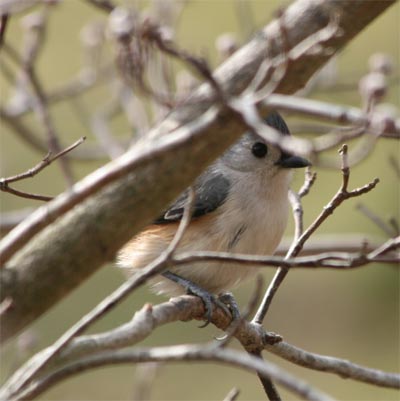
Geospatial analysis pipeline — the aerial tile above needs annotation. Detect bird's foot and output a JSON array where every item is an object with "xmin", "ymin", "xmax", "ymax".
[
  {"xmin": 162, "ymin": 271, "xmax": 231, "ymax": 327},
  {"xmin": 218, "ymin": 292, "xmax": 241, "ymax": 321}
]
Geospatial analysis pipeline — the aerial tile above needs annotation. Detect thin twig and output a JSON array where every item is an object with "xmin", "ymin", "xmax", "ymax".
[
  {"xmin": 0, "ymin": 108, "xmax": 120, "ymax": 161},
  {"xmin": 83, "ymin": 0, "xmax": 115, "ymax": 13},
  {"xmin": 0, "ymin": 137, "xmax": 86, "ymax": 202},
  {"xmin": 0, "ymin": 14, "xmax": 8, "ymax": 49},
  {"xmin": 389, "ymin": 154, "xmax": 400, "ymax": 178},
  {"xmin": 368, "ymin": 236, "xmax": 399, "ymax": 259},
  {"xmin": 222, "ymin": 387, "xmax": 240, "ymax": 401},
  {"xmin": 90, "ymin": 108, "xmax": 124, "ymax": 159},
  {"xmin": 389, "ymin": 218, "xmax": 400, "ymax": 236},
  {"xmin": 16, "ymin": 10, "xmax": 75, "ymax": 186},
  {"xmin": 3, "ymin": 137, "xmax": 86, "ymax": 185},
  {"xmin": 2, "ymin": 63, "xmax": 115, "ymax": 118},
  {"xmin": 298, "ymin": 168, "xmax": 317, "ymax": 198},
  {"xmin": 265, "ymin": 340, "xmax": 400, "ymax": 389},
  {"xmin": 172, "ymin": 244, "xmax": 399, "ymax": 269},
  {"xmin": 132, "ymin": 362, "xmax": 161, "ymax": 401},
  {"xmin": 288, "ymin": 189, "xmax": 304, "ymax": 241},
  {"xmin": 26, "ymin": 68, "xmax": 75, "ymax": 186},
  {"xmin": 253, "ymin": 144, "xmax": 379, "ymax": 325},
  {"xmin": 0, "ymin": 186, "xmax": 52, "ymax": 202},
  {"xmin": 261, "ymin": 94, "xmax": 400, "ymax": 137},
  {"xmin": 356, "ymin": 203, "xmax": 396, "ymax": 237},
  {"xmin": 289, "ymin": 168, "xmax": 317, "ymax": 243},
  {"xmin": 275, "ymin": 234, "xmax": 381, "ymax": 256},
  {"xmin": 149, "ymin": 28, "xmax": 225, "ymax": 103}
]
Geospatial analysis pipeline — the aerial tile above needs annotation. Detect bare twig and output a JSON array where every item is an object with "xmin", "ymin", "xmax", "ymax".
[
  {"xmin": 2, "ymin": 63, "xmax": 115, "ymax": 118},
  {"xmin": 0, "ymin": 297, "xmax": 13, "ymax": 316},
  {"xmin": 389, "ymin": 154, "xmax": 400, "ymax": 178},
  {"xmin": 389, "ymin": 218, "xmax": 400, "ymax": 237},
  {"xmin": 275, "ymin": 234, "xmax": 381, "ymax": 256},
  {"xmin": 254, "ymin": 11, "xmax": 341, "ymax": 102},
  {"xmin": 0, "ymin": 137, "xmax": 86, "ymax": 202},
  {"xmin": 14, "ymin": 10, "xmax": 75, "ymax": 186},
  {"xmin": 147, "ymin": 26, "xmax": 225, "ymax": 103},
  {"xmin": 0, "ymin": 14, "xmax": 8, "ymax": 49},
  {"xmin": 288, "ymin": 190, "xmax": 304, "ymax": 241},
  {"xmin": 132, "ymin": 362, "xmax": 161, "ymax": 401},
  {"xmin": 222, "ymin": 387, "xmax": 240, "ymax": 401},
  {"xmin": 0, "ymin": 186, "xmax": 52, "ymax": 202},
  {"xmin": 0, "ymin": 108, "xmax": 122, "ymax": 161},
  {"xmin": 253, "ymin": 144, "xmax": 379, "ymax": 325},
  {"xmin": 165, "ymin": 188, "xmax": 195, "ymax": 255},
  {"xmin": 90, "ymin": 109, "xmax": 124, "ymax": 159},
  {"xmin": 356, "ymin": 203, "xmax": 397, "ymax": 237},
  {"xmin": 2, "ymin": 137, "xmax": 86, "ymax": 185},
  {"xmin": 83, "ymin": 0, "xmax": 115, "ymax": 13},
  {"xmin": 25, "ymin": 68, "xmax": 75, "ymax": 186},
  {"xmin": 368, "ymin": 236, "xmax": 399, "ymax": 260},
  {"xmin": 172, "ymin": 243, "xmax": 399, "ymax": 269},
  {"xmin": 298, "ymin": 168, "xmax": 318, "ymax": 198},
  {"xmin": 12, "ymin": 345, "xmax": 337, "ymax": 401},
  {"xmin": 265, "ymin": 340, "xmax": 400, "ymax": 389},
  {"xmin": 288, "ymin": 168, "xmax": 317, "ymax": 242},
  {"xmin": 261, "ymin": 94, "xmax": 400, "ymax": 137}
]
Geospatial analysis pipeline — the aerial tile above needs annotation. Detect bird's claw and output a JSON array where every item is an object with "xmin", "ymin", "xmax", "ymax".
[
  {"xmin": 162, "ymin": 271, "xmax": 219, "ymax": 327},
  {"xmin": 162, "ymin": 272, "xmax": 241, "ymax": 328},
  {"xmin": 215, "ymin": 292, "xmax": 241, "ymax": 340}
]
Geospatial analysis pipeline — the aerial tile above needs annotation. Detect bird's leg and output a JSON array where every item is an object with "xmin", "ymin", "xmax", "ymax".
[{"xmin": 162, "ymin": 271, "xmax": 231, "ymax": 327}]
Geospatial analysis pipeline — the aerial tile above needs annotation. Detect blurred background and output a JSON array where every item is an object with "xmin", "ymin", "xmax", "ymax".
[{"xmin": 0, "ymin": 1, "xmax": 399, "ymax": 400}]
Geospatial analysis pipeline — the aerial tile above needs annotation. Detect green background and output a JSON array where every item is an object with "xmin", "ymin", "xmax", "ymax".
[{"xmin": 0, "ymin": 1, "xmax": 399, "ymax": 400}]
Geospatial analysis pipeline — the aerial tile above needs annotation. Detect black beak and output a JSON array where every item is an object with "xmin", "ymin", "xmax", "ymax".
[{"xmin": 276, "ymin": 153, "xmax": 311, "ymax": 169}]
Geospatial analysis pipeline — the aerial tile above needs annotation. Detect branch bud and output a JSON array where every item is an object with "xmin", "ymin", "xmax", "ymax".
[
  {"xmin": 108, "ymin": 7, "xmax": 136, "ymax": 41},
  {"xmin": 368, "ymin": 53, "xmax": 393, "ymax": 76},
  {"xmin": 215, "ymin": 33, "xmax": 238, "ymax": 61},
  {"xmin": 359, "ymin": 71, "xmax": 387, "ymax": 103}
]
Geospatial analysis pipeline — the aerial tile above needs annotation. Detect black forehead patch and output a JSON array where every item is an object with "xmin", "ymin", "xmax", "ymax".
[{"xmin": 265, "ymin": 112, "xmax": 290, "ymax": 136}]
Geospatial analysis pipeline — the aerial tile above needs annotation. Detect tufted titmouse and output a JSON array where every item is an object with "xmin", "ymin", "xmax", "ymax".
[{"xmin": 118, "ymin": 112, "xmax": 310, "ymax": 305}]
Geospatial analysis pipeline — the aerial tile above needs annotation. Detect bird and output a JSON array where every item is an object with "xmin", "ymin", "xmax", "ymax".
[{"xmin": 118, "ymin": 112, "xmax": 310, "ymax": 318}]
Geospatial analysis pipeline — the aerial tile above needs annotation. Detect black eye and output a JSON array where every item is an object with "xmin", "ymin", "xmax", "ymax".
[{"xmin": 251, "ymin": 142, "xmax": 268, "ymax": 158}]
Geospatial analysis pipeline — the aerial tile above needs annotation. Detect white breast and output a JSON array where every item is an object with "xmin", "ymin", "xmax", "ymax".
[{"xmin": 220, "ymin": 170, "xmax": 291, "ymax": 255}]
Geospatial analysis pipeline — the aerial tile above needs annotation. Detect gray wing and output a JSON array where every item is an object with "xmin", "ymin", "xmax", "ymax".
[{"xmin": 154, "ymin": 172, "xmax": 230, "ymax": 224}]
